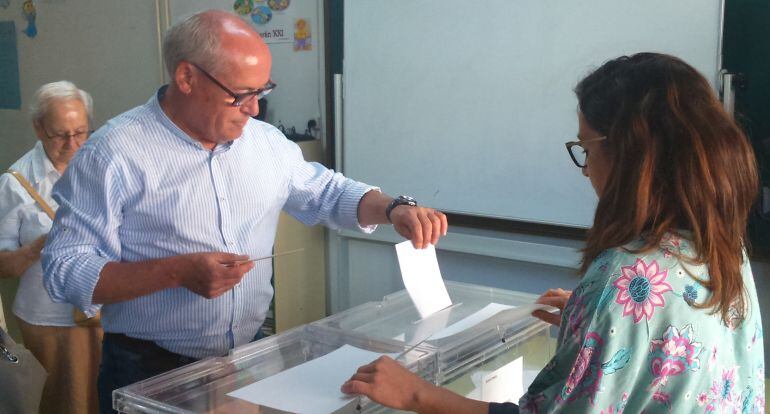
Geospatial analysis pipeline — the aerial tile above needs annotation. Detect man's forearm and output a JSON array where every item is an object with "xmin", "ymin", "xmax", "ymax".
[
  {"xmin": 357, "ymin": 190, "xmax": 391, "ymax": 225},
  {"xmin": 92, "ymin": 256, "xmax": 181, "ymax": 304}
]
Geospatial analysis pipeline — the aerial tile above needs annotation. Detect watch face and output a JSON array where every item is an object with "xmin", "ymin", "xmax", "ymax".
[{"xmin": 399, "ymin": 195, "xmax": 416, "ymax": 203}]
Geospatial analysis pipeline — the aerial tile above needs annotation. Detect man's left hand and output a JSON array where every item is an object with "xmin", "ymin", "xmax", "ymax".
[{"xmin": 390, "ymin": 206, "xmax": 447, "ymax": 249}]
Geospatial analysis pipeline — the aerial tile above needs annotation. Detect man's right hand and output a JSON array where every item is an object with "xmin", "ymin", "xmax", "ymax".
[{"xmin": 173, "ymin": 252, "xmax": 255, "ymax": 299}]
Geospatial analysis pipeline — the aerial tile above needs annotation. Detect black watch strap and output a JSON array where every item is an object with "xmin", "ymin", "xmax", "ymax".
[{"xmin": 386, "ymin": 195, "xmax": 417, "ymax": 222}]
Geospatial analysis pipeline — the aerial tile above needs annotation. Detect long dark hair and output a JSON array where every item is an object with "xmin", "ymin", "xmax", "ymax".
[{"xmin": 575, "ymin": 53, "xmax": 759, "ymax": 325}]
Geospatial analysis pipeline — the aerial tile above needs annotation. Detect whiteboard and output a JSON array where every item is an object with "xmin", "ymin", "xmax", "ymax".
[{"xmin": 343, "ymin": 0, "xmax": 722, "ymax": 227}]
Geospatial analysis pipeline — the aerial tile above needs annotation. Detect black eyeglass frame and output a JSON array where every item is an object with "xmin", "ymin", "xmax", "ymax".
[
  {"xmin": 42, "ymin": 127, "xmax": 94, "ymax": 142},
  {"xmin": 564, "ymin": 136, "xmax": 607, "ymax": 168},
  {"xmin": 191, "ymin": 62, "xmax": 276, "ymax": 107}
]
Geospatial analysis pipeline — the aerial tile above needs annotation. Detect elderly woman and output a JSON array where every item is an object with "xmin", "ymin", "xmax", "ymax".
[{"xmin": 0, "ymin": 81, "xmax": 102, "ymax": 414}]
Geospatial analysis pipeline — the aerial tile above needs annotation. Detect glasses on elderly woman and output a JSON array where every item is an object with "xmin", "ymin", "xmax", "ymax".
[
  {"xmin": 564, "ymin": 136, "xmax": 607, "ymax": 168},
  {"xmin": 191, "ymin": 62, "xmax": 276, "ymax": 107},
  {"xmin": 43, "ymin": 128, "xmax": 93, "ymax": 143}
]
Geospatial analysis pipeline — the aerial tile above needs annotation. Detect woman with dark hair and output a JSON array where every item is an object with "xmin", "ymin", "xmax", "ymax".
[{"xmin": 341, "ymin": 53, "xmax": 765, "ymax": 413}]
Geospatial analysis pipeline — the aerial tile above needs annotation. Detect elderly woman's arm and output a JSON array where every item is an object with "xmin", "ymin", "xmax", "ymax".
[{"xmin": 0, "ymin": 236, "xmax": 46, "ymax": 278}]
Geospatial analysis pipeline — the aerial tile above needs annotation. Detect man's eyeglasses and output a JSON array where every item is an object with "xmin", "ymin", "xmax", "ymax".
[
  {"xmin": 43, "ymin": 128, "xmax": 92, "ymax": 142},
  {"xmin": 192, "ymin": 63, "xmax": 276, "ymax": 107},
  {"xmin": 565, "ymin": 136, "xmax": 607, "ymax": 168}
]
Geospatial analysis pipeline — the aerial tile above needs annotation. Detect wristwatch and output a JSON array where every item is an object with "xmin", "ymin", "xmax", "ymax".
[{"xmin": 386, "ymin": 195, "xmax": 417, "ymax": 222}]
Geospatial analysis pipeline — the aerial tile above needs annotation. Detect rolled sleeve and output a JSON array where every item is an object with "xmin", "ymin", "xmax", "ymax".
[
  {"xmin": 281, "ymin": 137, "xmax": 378, "ymax": 233},
  {"xmin": 42, "ymin": 146, "xmax": 123, "ymax": 314},
  {"xmin": 0, "ymin": 174, "xmax": 25, "ymax": 251}
]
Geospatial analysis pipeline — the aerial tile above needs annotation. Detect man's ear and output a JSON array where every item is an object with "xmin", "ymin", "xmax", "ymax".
[{"xmin": 174, "ymin": 62, "xmax": 195, "ymax": 95}]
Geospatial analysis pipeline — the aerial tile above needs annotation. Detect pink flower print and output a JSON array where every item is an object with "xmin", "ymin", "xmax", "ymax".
[
  {"xmin": 599, "ymin": 392, "xmax": 628, "ymax": 414},
  {"xmin": 614, "ymin": 259, "xmax": 672, "ymax": 323},
  {"xmin": 697, "ymin": 392, "xmax": 709, "ymax": 406},
  {"xmin": 708, "ymin": 346, "xmax": 718, "ymax": 369},
  {"xmin": 565, "ymin": 343, "xmax": 594, "ymax": 393},
  {"xmin": 559, "ymin": 332, "xmax": 604, "ymax": 404},
  {"xmin": 706, "ymin": 367, "xmax": 741, "ymax": 413},
  {"xmin": 653, "ymin": 391, "xmax": 672, "ymax": 410},
  {"xmin": 648, "ymin": 325, "xmax": 703, "ymax": 388}
]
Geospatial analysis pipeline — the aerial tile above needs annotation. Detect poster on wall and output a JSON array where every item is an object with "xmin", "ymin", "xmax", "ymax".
[
  {"xmin": 233, "ymin": 0, "xmax": 293, "ymax": 44},
  {"xmin": 0, "ymin": 21, "xmax": 21, "ymax": 109}
]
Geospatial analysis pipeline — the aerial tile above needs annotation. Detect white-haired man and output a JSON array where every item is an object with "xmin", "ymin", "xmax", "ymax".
[{"xmin": 42, "ymin": 10, "xmax": 448, "ymax": 413}]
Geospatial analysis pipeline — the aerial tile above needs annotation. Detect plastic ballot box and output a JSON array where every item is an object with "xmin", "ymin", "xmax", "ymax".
[
  {"xmin": 113, "ymin": 324, "xmax": 437, "ymax": 413},
  {"xmin": 312, "ymin": 281, "xmax": 557, "ymax": 403}
]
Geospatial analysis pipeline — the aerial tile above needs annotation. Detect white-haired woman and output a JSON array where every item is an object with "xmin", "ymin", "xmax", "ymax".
[{"xmin": 0, "ymin": 81, "xmax": 102, "ymax": 414}]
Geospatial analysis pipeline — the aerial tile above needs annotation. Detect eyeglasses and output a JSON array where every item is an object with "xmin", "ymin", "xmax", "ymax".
[
  {"xmin": 43, "ymin": 128, "xmax": 92, "ymax": 143},
  {"xmin": 191, "ymin": 63, "xmax": 276, "ymax": 107},
  {"xmin": 565, "ymin": 136, "xmax": 607, "ymax": 168}
]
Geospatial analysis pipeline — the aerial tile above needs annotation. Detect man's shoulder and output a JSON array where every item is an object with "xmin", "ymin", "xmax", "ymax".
[
  {"xmin": 241, "ymin": 119, "xmax": 296, "ymax": 153},
  {"xmin": 87, "ymin": 103, "xmax": 161, "ymax": 156}
]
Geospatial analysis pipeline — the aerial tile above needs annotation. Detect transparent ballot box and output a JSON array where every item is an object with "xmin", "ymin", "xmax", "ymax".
[
  {"xmin": 113, "ymin": 325, "xmax": 437, "ymax": 413},
  {"xmin": 312, "ymin": 281, "xmax": 557, "ymax": 402}
]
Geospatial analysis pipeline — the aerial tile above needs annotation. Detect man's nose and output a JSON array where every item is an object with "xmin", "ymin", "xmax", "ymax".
[{"xmin": 240, "ymin": 96, "xmax": 260, "ymax": 117}]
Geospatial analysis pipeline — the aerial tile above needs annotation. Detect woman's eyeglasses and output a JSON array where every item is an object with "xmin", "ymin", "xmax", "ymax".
[{"xmin": 564, "ymin": 136, "xmax": 607, "ymax": 168}]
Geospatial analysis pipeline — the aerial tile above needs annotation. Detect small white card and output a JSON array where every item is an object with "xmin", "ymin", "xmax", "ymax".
[
  {"xmin": 470, "ymin": 357, "xmax": 524, "ymax": 403},
  {"xmin": 395, "ymin": 241, "xmax": 452, "ymax": 319}
]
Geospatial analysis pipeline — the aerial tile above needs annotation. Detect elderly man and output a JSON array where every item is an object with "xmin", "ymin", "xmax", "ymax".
[{"xmin": 42, "ymin": 10, "xmax": 447, "ymax": 413}]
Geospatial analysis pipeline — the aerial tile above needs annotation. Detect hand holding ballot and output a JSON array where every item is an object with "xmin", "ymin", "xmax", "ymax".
[{"xmin": 531, "ymin": 288, "xmax": 572, "ymax": 327}]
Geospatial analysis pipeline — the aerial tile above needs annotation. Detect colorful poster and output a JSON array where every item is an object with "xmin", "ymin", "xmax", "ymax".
[
  {"xmin": 293, "ymin": 18, "xmax": 311, "ymax": 51},
  {"xmin": 0, "ymin": 21, "xmax": 21, "ymax": 109}
]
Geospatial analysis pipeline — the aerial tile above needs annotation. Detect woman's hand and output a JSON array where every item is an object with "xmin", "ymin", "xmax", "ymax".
[
  {"xmin": 532, "ymin": 288, "xmax": 572, "ymax": 326},
  {"xmin": 341, "ymin": 356, "xmax": 492, "ymax": 414},
  {"xmin": 341, "ymin": 355, "xmax": 434, "ymax": 411}
]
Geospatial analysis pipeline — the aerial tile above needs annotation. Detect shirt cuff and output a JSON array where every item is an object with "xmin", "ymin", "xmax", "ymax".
[
  {"xmin": 338, "ymin": 184, "xmax": 379, "ymax": 234},
  {"xmin": 69, "ymin": 254, "xmax": 109, "ymax": 316}
]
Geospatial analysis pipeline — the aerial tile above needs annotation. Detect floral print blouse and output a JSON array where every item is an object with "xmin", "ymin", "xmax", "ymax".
[{"xmin": 518, "ymin": 233, "xmax": 765, "ymax": 413}]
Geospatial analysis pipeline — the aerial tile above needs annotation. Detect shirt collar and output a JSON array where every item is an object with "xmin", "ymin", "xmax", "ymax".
[
  {"xmin": 151, "ymin": 85, "xmax": 238, "ymax": 153},
  {"xmin": 30, "ymin": 141, "xmax": 61, "ymax": 184}
]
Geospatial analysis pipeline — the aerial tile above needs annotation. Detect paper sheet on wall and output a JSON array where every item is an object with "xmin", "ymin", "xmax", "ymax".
[
  {"xmin": 395, "ymin": 241, "xmax": 452, "ymax": 319},
  {"xmin": 0, "ymin": 21, "xmax": 21, "ymax": 109},
  {"xmin": 228, "ymin": 345, "xmax": 395, "ymax": 414}
]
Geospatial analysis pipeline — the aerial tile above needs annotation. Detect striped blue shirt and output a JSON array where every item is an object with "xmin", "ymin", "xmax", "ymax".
[{"xmin": 42, "ymin": 87, "xmax": 375, "ymax": 358}]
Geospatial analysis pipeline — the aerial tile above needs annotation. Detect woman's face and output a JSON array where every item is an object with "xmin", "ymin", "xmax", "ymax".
[
  {"xmin": 34, "ymin": 98, "xmax": 89, "ymax": 172},
  {"xmin": 578, "ymin": 112, "xmax": 610, "ymax": 197}
]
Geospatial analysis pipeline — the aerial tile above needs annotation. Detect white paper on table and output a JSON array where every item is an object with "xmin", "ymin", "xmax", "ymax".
[
  {"xmin": 227, "ymin": 345, "xmax": 395, "ymax": 414},
  {"xmin": 395, "ymin": 241, "xmax": 452, "ymax": 318},
  {"xmin": 469, "ymin": 357, "xmax": 524, "ymax": 403},
  {"xmin": 430, "ymin": 303, "xmax": 514, "ymax": 340}
]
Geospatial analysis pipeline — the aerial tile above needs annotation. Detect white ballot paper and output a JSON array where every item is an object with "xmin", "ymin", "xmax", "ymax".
[
  {"xmin": 430, "ymin": 303, "xmax": 514, "ymax": 340},
  {"xmin": 228, "ymin": 345, "xmax": 394, "ymax": 414},
  {"xmin": 395, "ymin": 241, "xmax": 452, "ymax": 318}
]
